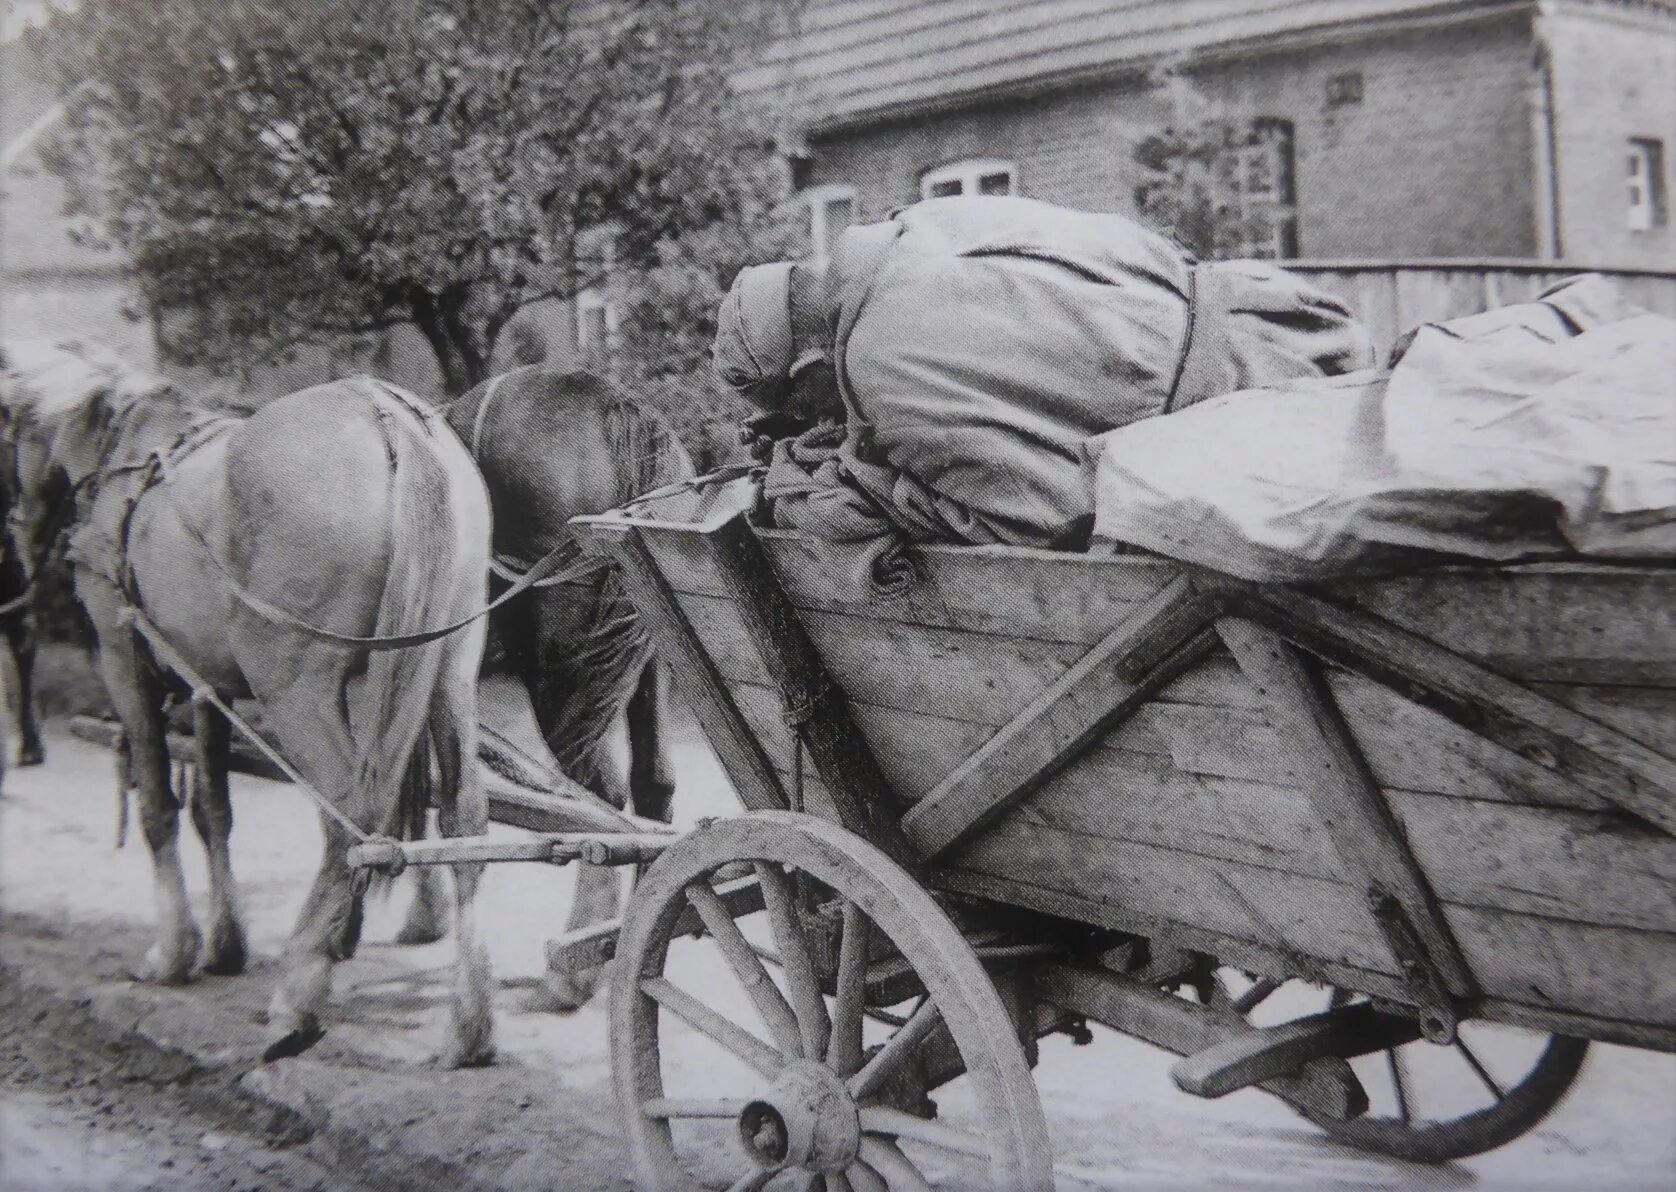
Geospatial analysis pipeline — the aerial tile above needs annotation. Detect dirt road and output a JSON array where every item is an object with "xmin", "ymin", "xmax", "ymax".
[{"xmin": 2, "ymin": 719, "xmax": 1673, "ymax": 1190}]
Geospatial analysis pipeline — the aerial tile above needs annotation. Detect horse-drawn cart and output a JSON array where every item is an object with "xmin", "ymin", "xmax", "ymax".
[{"xmin": 353, "ymin": 473, "xmax": 1676, "ymax": 1191}]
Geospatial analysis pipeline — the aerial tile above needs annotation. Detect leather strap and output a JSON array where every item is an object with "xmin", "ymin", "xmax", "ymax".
[{"xmin": 1163, "ymin": 264, "xmax": 1236, "ymax": 415}]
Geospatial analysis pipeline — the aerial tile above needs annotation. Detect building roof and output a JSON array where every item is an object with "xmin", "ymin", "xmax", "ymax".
[{"xmin": 739, "ymin": 0, "xmax": 1675, "ymax": 134}]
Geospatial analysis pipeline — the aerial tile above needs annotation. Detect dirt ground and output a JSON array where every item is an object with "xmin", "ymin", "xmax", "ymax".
[
  {"xmin": 2, "ymin": 703, "xmax": 1674, "ymax": 1191},
  {"xmin": 0, "ymin": 965, "xmax": 340, "ymax": 1192}
]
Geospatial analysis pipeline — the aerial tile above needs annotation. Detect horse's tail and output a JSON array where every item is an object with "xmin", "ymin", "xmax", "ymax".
[{"xmin": 350, "ymin": 381, "xmax": 490, "ymax": 839}]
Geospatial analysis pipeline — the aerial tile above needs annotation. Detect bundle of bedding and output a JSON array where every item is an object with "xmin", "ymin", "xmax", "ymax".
[{"xmin": 1083, "ymin": 274, "xmax": 1675, "ymax": 580}]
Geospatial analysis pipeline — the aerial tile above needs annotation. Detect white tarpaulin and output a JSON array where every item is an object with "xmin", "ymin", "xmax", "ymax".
[{"xmin": 1084, "ymin": 275, "xmax": 1676, "ymax": 581}]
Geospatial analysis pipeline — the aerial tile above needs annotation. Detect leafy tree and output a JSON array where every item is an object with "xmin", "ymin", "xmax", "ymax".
[
  {"xmin": 38, "ymin": 0, "xmax": 780, "ymax": 394},
  {"xmin": 613, "ymin": 155, "xmax": 808, "ymax": 468}
]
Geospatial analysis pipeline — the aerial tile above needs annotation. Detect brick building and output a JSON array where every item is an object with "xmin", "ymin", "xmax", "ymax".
[{"xmin": 742, "ymin": 0, "xmax": 1676, "ymax": 269}]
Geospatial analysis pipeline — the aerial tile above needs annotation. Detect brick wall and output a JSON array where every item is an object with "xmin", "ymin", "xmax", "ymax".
[
  {"xmin": 1543, "ymin": 5, "xmax": 1676, "ymax": 268},
  {"xmin": 803, "ymin": 12, "xmax": 1541, "ymax": 259}
]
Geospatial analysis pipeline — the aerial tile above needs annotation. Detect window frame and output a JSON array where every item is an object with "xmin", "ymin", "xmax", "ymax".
[
  {"xmin": 1226, "ymin": 118, "xmax": 1298, "ymax": 259},
  {"xmin": 919, "ymin": 157, "xmax": 1019, "ymax": 201},
  {"xmin": 1627, "ymin": 137, "xmax": 1667, "ymax": 233},
  {"xmin": 805, "ymin": 182, "xmax": 857, "ymax": 268}
]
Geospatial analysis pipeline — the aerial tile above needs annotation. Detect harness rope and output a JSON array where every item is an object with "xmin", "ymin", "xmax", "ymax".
[{"xmin": 121, "ymin": 601, "xmax": 377, "ymax": 843}]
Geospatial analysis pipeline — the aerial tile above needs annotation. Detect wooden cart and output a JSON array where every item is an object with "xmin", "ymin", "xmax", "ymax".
[{"xmin": 355, "ymin": 473, "xmax": 1676, "ymax": 1191}]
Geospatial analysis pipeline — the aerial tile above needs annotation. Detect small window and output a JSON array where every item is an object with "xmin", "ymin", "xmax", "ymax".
[
  {"xmin": 1627, "ymin": 138, "xmax": 1667, "ymax": 232},
  {"xmin": 806, "ymin": 183, "xmax": 857, "ymax": 267},
  {"xmin": 919, "ymin": 158, "xmax": 1017, "ymax": 201},
  {"xmin": 1326, "ymin": 71, "xmax": 1363, "ymax": 107}
]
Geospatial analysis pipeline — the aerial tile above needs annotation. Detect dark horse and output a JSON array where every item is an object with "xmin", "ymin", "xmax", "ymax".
[
  {"xmin": 9, "ymin": 367, "xmax": 496, "ymax": 1065},
  {"xmin": 437, "ymin": 365, "xmax": 692, "ymax": 1008},
  {"xmin": 0, "ymin": 340, "xmax": 76, "ymax": 770}
]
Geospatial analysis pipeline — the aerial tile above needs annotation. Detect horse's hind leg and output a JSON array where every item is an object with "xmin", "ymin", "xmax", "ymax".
[
  {"xmin": 82, "ymin": 584, "xmax": 199, "ymax": 983},
  {"xmin": 0, "ymin": 535, "xmax": 45, "ymax": 767},
  {"xmin": 263, "ymin": 813, "xmax": 355, "ymax": 1061},
  {"xmin": 395, "ymin": 858, "xmax": 451, "ymax": 946},
  {"xmin": 430, "ymin": 654, "xmax": 495, "ymax": 1068},
  {"xmin": 393, "ymin": 792, "xmax": 451, "ymax": 947},
  {"xmin": 626, "ymin": 659, "xmax": 675, "ymax": 825},
  {"xmin": 189, "ymin": 700, "xmax": 246, "ymax": 975},
  {"xmin": 1, "ymin": 609, "xmax": 44, "ymax": 766}
]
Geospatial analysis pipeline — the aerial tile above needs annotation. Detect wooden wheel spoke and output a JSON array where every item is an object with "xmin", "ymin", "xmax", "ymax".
[
  {"xmin": 640, "ymin": 1097, "xmax": 748, "ymax": 1120},
  {"xmin": 860, "ymin": 1107, "xmax": 990, "ymax": 1159},
  {"xmin": 1231, "ymin": 976, "xmax": 1281, "ymax": 1016},
  {"xmin": 848, "ymin": 998, "xmax": 943, "ymax": 1102},
  {"xmin": 844, "ymin": 1162, "xmax": 886, "ymax": 1192},
  {"xmin": 724, "ymin": 1167, "xmax": 777, "ymax": 1192},
  {"xmin": 827, "ymin": 901, "xmax": 870, "ymax": 1077},
  {"xmin": 641, "ymin": 976, "xmax": 786, "ymax": 1077},
  {"xmin": 1387, "ymin": 1048, "xmax": 1413, "ymax": 1125},
  {"xmin": 1453, "ymin": 1036, "xmax": 1505, "ymax": 1101},
  {"xmin": 754, "ymin": 862, "xmax": 831, "ymax": 1059},
  {"xmin": 857, "ymin": 1139, "xmax": 936, "ymax": 1192},
  {"xmin": 687, "ymin": 880, "xmax": 805, "ymax": 1056}
]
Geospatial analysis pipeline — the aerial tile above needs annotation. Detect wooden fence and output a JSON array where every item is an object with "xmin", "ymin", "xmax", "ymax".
[{"xmin": 1287, "ymin": 259, "xmax": 1676, "ymax": 354}]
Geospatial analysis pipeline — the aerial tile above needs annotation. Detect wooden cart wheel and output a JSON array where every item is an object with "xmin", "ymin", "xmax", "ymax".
[
  {"xmin": 1223, "ymin": 976, "xmax": 1590, "ymax": 1164},
  {"xmin": 611, "ymin": 810, "xmax": 1053, "ymax": 1191}
]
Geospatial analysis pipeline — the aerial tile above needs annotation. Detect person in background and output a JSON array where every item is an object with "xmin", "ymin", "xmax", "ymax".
[{"xmin": 712, "ymin": 195, "xmax": 1374, "ymax": 579}]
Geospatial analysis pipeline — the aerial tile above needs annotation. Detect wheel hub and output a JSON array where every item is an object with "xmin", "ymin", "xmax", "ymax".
[{"xmin": 738, "ymin": 1060, "xmax": 860, "ymax": 1174}]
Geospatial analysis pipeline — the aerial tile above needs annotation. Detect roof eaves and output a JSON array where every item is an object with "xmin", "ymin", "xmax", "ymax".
[{"xmin": 797, "ymin": 0, "xmax": 1542, "ymax": 137}]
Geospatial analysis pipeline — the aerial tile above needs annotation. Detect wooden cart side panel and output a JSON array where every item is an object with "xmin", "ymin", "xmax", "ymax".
[
  {"xmin": 697, "ymin": 604, "xmax": 1621, "ymax": 815},
  {"xmin": 747, "ymin": 714, "xmax": 1676, "ymax": 935},
  {"xmin": 949, "ymin": 821, "xmax": 1676, "ymax": 1028},
  {"xmin": 647, "ymin": 530, "xmax": 1676, "ymax": 684},
  {"xmin": 676, "ymin": 591, "xmax": 1668, "ymax": 774}
]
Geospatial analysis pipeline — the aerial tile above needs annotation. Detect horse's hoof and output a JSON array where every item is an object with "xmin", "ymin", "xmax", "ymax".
[
  {"xmin": 130, "ymin": 943, "xmax": 198, "ymax": 986},
  {"xmin": 520, "ymin": 973, "xmax": 596, "ymax": 1015},
  {"xmin": 261, "ymin": 1020, "xmax": 327, "ymax": 1063},
  {"xmin": 200, "ymin": 932, "xmax": 247, "ymax": 977},
  {"xmin": 392, "ymin": 920, "xmax": 446, "ymax": 947},
  {"xmin": 16, "ymin": 745, "xmax": 44, "ymax": 768},
  {"xmin": 436, "ymin": 1039, "xmax": 497, "ymax": 1070}
]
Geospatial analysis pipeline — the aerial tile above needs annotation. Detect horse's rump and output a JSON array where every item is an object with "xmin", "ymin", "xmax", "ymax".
[
  {"xmin": 196, "ymin": 377, "xmax": 490, "ymax": 827},
  {"xmin": 451, "ymin": 367, "xmax": 692, "ymax": 778}
]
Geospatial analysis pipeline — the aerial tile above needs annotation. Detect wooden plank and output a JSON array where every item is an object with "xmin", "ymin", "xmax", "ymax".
[
  {"xmin": 1235, "ymin": 588, "xmax": 1676, "ymax": 836},
  {"xmin": 903, "ymin": 576, "xmax": 1218, "ymax": 858},
  {"xmin": 937, "ymin": 868, "xmax": 1411, "ymax": 1002},
  {"xmin": 684, "ymin": 582, "xmax": 1674, "ymax": 747},
  {"xmin": 1536, "ymin": 684, "xmax": 1676, "ymax": 755},
  {"xmin": 950, "ymin": 820, "xmax": 1676, "ymax": 1026},
  {"xmin": 1216, "ymin": 617, "xmax": 1476, "ymax": 1022},
  {"xmin": 1332, "ymin": 567, "xmax": 1676, "ymax": 687},
  {"xmin": 730, "ymin": 668, "xmax": 1614, "ymax": 816},
  {"xmin": 655, "ymin": 527, "xmax": 1676, "ymax": 684},
  {"xmin": 704, "ymin": 514, "xmax": 915, "ymax": 864},
  {"xmin": 582, "ymin": 524, "xmax": 787, "ymax": 814},
  {"xmin": 1034, "ymin": 964, "xmax": 1370, "ymax": 1121},
  {"xmin": 1008, "ymin": 756, "xmax": 1676, "ymax": 933},
  {"xmin": 646, "ymin": 526, "xmax": 1183, "ymax": 643}
]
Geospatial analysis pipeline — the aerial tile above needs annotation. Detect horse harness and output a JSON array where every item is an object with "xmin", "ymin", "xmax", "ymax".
[{"xmin": 96, "ymin": 378, "xmax": 590, "ymax": 846}]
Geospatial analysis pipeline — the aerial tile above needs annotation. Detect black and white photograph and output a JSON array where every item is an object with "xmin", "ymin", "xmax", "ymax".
[{"xmin": 1, "ymin": 1, "xmax": 1673, "ymax": 1188}]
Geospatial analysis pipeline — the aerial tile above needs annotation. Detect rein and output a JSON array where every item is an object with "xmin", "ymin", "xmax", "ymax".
[{"xmin": 123, "ymin": 390, "xmax": 605, "ymax": 653}]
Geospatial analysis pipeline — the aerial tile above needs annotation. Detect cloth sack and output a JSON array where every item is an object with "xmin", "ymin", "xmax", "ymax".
[{"xmin": 1084, "ymin": 275, "xmax": 1676, "ymax": 581}]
